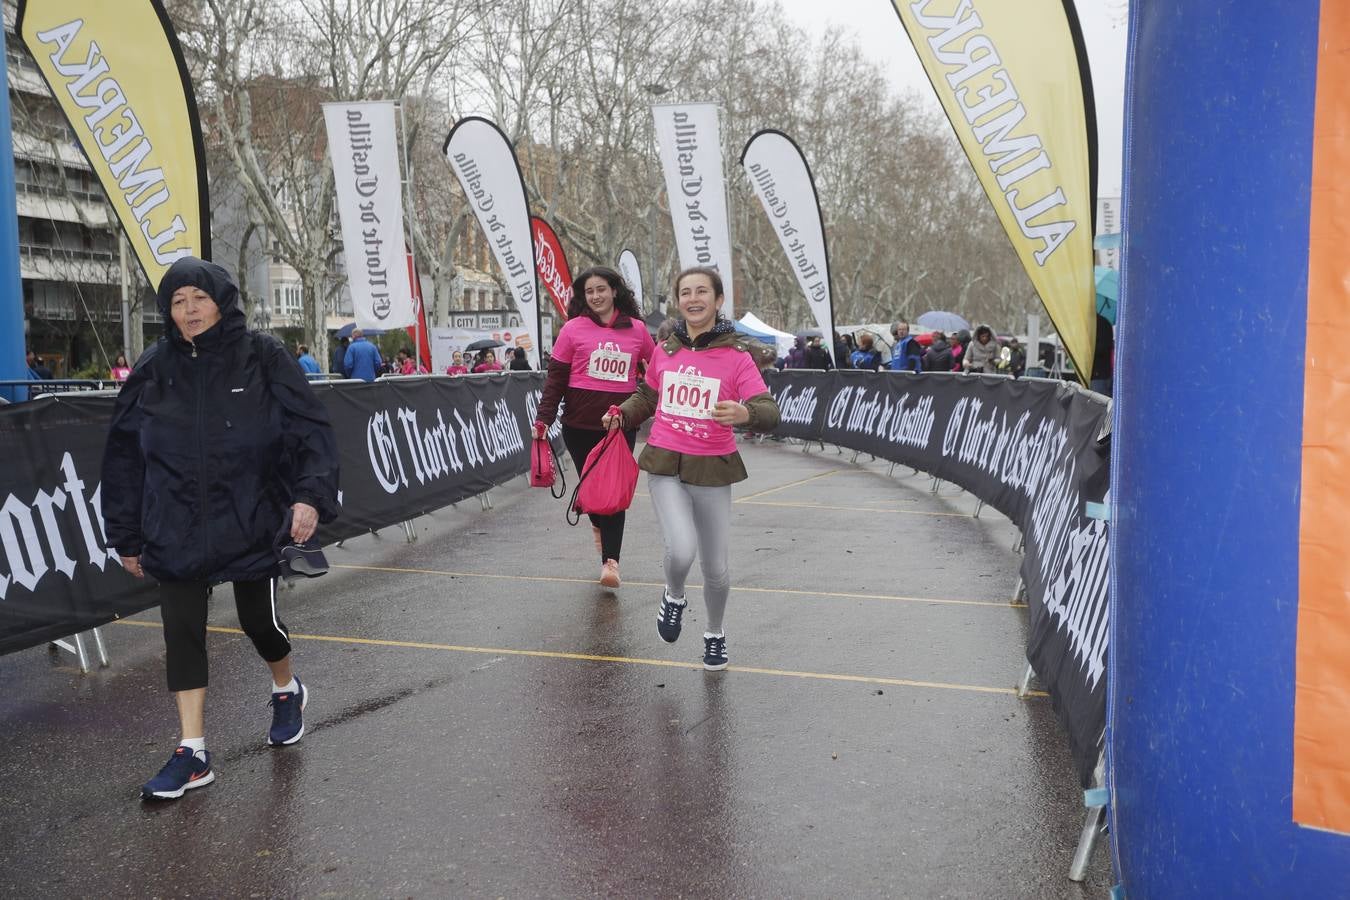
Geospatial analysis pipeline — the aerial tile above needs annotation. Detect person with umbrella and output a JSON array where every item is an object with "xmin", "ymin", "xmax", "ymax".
[
  {"xmin": 472, "ymin": 348, "xmax": 503, "ymax": 373},
  {"xmin": 533, "ymin": 266, "xmax": 656, "ymax": 588},
  {"xmin": 923, "ymin": 331, "xmax": 954, "ymax": 371}
]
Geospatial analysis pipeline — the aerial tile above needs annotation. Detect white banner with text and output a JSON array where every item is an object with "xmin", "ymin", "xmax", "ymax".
[
  {"xmin": 652, "ymin": 103, "xmax": 734, "ymax": 315},
  {"xmin": 443, "ymin": 117, "xmax": 542, "ymax": 369},
  {"xmin": 323, "ymin": 101, "xmax": 415, "ymax": 330},
  {"xmin": 741, "ymin": 130, "xmax": 836, "ymax": 364}
]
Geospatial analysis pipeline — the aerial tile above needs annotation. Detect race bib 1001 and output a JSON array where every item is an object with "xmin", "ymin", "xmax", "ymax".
[
  {"xmin": 660, "ymin": 370, "xmax": 720, "ymax": 419},
  {"xmin": 587, "ymin": 347, "xmax": 632, "ymax": 382}
]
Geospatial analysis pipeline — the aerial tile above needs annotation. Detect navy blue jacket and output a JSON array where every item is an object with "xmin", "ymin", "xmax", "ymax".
[{"xmin": 101, "ymin": 258, "xmax": 340, "ymax": 583}]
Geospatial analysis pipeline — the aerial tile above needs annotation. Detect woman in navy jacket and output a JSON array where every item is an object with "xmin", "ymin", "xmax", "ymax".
[{"xmin": 102, "ymin": 257, "xmax": 339, "ymax": 801}]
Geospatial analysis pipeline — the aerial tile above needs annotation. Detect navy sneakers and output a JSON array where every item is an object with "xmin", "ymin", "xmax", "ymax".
[
  {"xmin": 268, "ymin": 677, "xmax": 308, "ymax": 746},
  {"xmin": 703, "ymin": 633, "xmax": 728, "ymax": 671},
  {"xmin": 657, "ymin": 592, "xmax": 686, "ymax": 643},
  {"xmin": 141, "ymin": 746, "xmax": 214, "ymax": 800}
]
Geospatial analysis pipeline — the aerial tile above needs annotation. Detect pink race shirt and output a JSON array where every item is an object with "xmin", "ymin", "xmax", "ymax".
[
  {"xmin": 644, "ymin": 344, "xmax": 768, "ymax": 456},
  {"xmin": 552, "ymin": 314, "xmax": 656, "ymax": 393}
]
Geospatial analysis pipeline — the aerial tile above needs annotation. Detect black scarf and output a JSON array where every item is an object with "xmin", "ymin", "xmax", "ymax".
[{"xmin": 674, "ymin": 315, "xmax": 737, "ymax": 349}]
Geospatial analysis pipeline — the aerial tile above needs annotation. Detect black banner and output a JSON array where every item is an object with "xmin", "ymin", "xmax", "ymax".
[
  {"xmin": 765, "ymin": 370, "xmax": 1110, "ymax": 788},
  {"xmin": 313, "ymin": 374, "xmax": 554, "ymax": 542},
  {"xmin": 3, "ymin": 368, "xmax": 1108, "ymax": 786},
  {"xmin": 0, "ymin": 374, "xmax": 555, "ymax": 656}
]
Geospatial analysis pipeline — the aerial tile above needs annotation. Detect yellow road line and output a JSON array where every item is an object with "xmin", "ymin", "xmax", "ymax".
[
  {"xmin": 736, "ymin": 499, "xmax": 970, "ymax": 518},
  {"xmin": 734, "ymin": 468, "xmax": 843, "ymax": 502},
  {"xmin": 329, "ymin": 563, "xmax": 1028, "ymax": 609},
  {"xmin": 112, "ymin": 620, "xmax": 1046, "ymax": 698}
]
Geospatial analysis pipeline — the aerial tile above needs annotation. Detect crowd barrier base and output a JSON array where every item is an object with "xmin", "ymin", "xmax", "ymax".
[
  {"xmin": 48, "ymin": 627, "xmax": 110, "ymax": 674},
  {"xmin": 1069, "ymin": 754, "xmax": 1109, "ymax": 883}
]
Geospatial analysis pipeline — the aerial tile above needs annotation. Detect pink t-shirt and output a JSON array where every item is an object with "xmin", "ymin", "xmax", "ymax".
[
  {"xmin": 644, "ymin": 343, "xmax": 768, "ymax": 456},
  {"xmin": 551, "ymin": 313, "xmax": 656, "ymax": 393}
]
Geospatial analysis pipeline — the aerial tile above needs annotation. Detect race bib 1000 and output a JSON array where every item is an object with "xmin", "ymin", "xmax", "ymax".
[
  {"xmin": 587, "ymin": 347, "xmax": 632, "ymax": 383},
  {"xmin": 660, "ymin": 370, "xmax": 720, "ymax": 419}
]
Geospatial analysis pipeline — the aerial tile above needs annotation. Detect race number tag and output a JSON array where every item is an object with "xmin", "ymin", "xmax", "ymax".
[
  {"xmin": 587, "ymin": 347, "xmax": 632, "ymax": 382},
  {"xmin": 660, "ymin": 370, "xmax": 720, "ymax": 419}
]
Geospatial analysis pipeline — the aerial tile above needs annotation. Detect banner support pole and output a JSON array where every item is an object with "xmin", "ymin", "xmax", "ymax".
[
  {"xmin": 0, "ymin": 29, "xmax": 28, "ymax": 403},
  {"xmin": 719, "ymin": 104, "xmax": 735, "ymax": 319},
  {"xmin": 397, "ymin": 101, "xmax": 423, "ymax": 372},
  {"xmin": 1068, "ymin": 754, "xmax": 1108, "ymax": 881},
  {"xmin": 119, "ymin": 234, "xmax": 132, "ymax": 364},
  {"xmin": 48, "ymin": 628, "xmax": 111, "ymax": 674}
]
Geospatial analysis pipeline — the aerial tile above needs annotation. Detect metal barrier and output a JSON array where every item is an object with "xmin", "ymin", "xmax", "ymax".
[{"xmin": 0, "ymin": 379, "xmax": 122, "ymax": 401}]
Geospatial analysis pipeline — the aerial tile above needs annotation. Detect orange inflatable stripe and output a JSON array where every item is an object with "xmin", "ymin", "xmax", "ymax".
[{"xmin": 1294, "ymin": 0, "xmax": 1350, "ymax": 835}]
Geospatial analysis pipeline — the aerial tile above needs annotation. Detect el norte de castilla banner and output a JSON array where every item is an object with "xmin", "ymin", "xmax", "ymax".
[
  {"xmin": 444, "ymin": 117, "xmax": 543, "ymax": 370},
  {"xmin": 0, "ymin": 374, "xmax": 559, "ymax": 656},
  {"xmin": 891, "ymin": 0, "xmax": 1097, "ymax": 380},
  {"xmin": 323, "ymin": 101, "xmax": 417, "ymax": 331},
  {"xmin": 652, "ymin": 103, "xmax": 735, "ymax": 316},
  {"xmin": 741, "ymin": 130, "xmax": 838, "ymax": 366},
  {"xmin": 17, "ymin": 0, "xmax": 210, "ymax": 287}
]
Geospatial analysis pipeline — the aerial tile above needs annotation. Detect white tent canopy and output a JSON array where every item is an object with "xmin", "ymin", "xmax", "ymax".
[{"xmin": 737, "ymin": 312, "xmax": 795, "ymax": 358}]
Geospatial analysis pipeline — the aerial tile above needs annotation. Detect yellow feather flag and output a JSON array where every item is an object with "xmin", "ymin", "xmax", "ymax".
[
  {"xmin": 17, "ymin": 0, "xmax": 210, "ymax": 289},
  {"xmin": 892, "ymin": 0, "xmax": 1097, "ymax": 381}
]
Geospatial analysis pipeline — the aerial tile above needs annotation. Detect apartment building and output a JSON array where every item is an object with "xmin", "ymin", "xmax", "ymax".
[{"xmin": 4, "ymin": 6, "xmax": 157, "ymax": 377}]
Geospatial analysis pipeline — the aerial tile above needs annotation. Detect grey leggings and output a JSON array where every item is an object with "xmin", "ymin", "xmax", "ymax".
[{"xmin": 647, "ymin": 474, "xmax": 732, "ymax": 633}]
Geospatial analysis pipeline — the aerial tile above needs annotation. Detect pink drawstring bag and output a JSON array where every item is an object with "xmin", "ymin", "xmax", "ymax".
[
  {"xmin": 569, "ymin": 408, "xmax": 639, "ymax": 522},
  {"xmin": 531, "ymin": 433, "xmax": 565, "ymax": 499}
]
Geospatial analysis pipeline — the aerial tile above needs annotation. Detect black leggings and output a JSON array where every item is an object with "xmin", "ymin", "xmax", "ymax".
[
  {"xmin": 159, "ymin": 579, "xmax": 291, "ymax": 692},
  {"xmin": 562, "ymin": 424, "xmax": 638, "ymax": 562}
]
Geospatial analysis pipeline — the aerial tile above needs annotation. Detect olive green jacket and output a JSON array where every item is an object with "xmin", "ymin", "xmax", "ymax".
[{"xmin": 618, "ymin": 330, "xmax": 781, "ymax": 486}]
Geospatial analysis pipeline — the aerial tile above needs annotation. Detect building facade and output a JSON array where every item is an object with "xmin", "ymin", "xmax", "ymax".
[{"xmin": 5, "ymin": 5, "xmax": 158, "ymax": 377}]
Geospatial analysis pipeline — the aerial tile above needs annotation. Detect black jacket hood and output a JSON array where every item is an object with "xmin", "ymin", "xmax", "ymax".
[{"xmin": 156, "ymin": 257, "xmax": 247, "ymax": 343}]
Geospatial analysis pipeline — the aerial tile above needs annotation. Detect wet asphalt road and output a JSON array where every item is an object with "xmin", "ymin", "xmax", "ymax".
[{"xmin": 0, "ymin": 439, "xmax": 1112, "ymax": 898}]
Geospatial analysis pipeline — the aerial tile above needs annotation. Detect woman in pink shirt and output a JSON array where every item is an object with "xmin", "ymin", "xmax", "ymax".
[
  {"xmin": 111, "ymin": 352, "xmax": 133, "ymax": 382},
  {"xmin": 472, "ymin": 350, "xmax": 503, "ymax": 373},
  {"xmin": 534, "ymin": 266, "xmax": 656, "ymax": 588},
  {"xmin": 605, "ymin": 266, "xmax": 780, "ymax": 670},
  {"xmin": 445, "ymin": 350, "xmax": 469, "ymax": 376}
]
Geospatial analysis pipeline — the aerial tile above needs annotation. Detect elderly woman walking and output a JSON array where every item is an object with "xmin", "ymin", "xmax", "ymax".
[{"xmin": 102, "ymin": 257, "xmax": 339, "ymax": 801}]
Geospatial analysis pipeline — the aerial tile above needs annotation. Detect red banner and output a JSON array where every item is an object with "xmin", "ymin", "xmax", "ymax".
[
  {"xmin": 531, "ymin": 216, "xmax": 570, "ymax": 321},
  {"xmin": 405, "ymin": 251, "xmax": 431, "ymax": 370}
]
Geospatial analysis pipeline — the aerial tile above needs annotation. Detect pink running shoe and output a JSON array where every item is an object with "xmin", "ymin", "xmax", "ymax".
[{"xmin": 600, "ymin": 559, "xmax": 621, "ymax": 588}]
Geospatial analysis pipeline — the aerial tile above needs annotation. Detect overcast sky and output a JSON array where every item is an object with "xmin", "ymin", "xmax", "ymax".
[{"xmin": 772, "ymin": 0, "xmax": 941, "ymax": 116}]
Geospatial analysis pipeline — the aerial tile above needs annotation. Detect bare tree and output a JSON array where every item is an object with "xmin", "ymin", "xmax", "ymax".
[{"xmin": 185, "ymin": 0, "xmax": 470, "ymax": 364}]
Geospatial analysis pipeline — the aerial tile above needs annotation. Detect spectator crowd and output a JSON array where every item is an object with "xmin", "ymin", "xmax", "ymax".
[{"xmin": 779, "ymin": 320, "xmax": 1030, "ymax": 378}]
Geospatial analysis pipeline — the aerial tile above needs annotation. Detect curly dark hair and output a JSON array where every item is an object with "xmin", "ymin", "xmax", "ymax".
[{"xmin": 568, "ymin": 266, "xmax": 642, "ymax": 321}]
